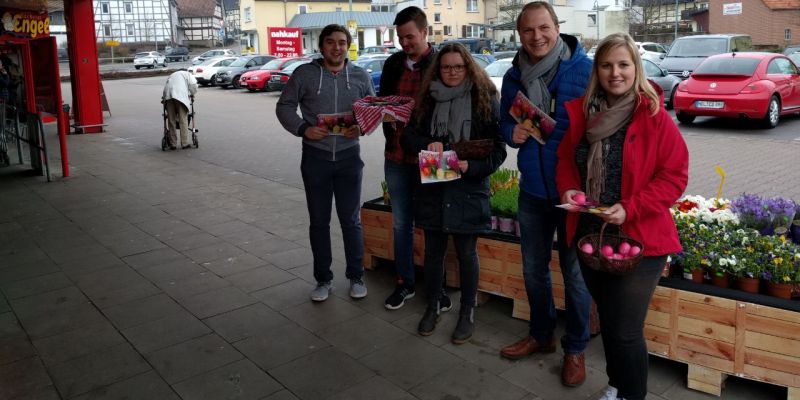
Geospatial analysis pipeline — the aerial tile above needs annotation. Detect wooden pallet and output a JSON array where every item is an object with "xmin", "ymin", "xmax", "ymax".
[{"xmin": 362, "ymin": 204, "xmax": 800, "ymax": 399}]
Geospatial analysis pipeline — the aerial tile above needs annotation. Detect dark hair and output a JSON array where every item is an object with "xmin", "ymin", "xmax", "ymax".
[
  {"xmin": 318, "ymin": 24, "xmax": 352, "ymax": 49},
  {"xmin": 415, "ymin": 43, "xmax": 497, "ymax": 123},
  {"xmin": 517, "ymin": 1, "xmax": 559, "ymax": 31},
  {"xmin": 393, "ymin": 6, "xmax": 427, "ymax": 30}
]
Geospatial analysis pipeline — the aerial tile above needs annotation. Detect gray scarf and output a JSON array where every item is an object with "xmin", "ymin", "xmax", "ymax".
[
  {"xmin": 518, "ymin": 36, "xmax": 570, "ymax": 112},
  {"xmin": 429, "ymin": 78, "xmax": 473, "ymax": 143}
]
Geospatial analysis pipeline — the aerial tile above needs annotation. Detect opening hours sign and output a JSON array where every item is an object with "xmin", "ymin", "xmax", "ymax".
[{"xmin": 268, "ymin": 27, "xmax": 302, "ymax": 57}]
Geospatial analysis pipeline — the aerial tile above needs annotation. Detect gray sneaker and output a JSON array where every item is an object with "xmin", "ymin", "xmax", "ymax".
[
  {"xmin": 310, "ymin": 282, "xmax": 333, "ymax": 302},
  {"xmin": 349, "ymin": 278, "xmax": 368, "ymax": 299}
]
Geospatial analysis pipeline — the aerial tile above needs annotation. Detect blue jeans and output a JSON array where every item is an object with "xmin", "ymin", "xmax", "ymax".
[
  {"xmin": 580, "ymin": 255, "xmax": 666, "ymax": 400},
  {"xmin": 301, "ymin": 151, "xmax": 364, "ymax": 283},
  {"xmin": 384, "ymin": 159, "xmax": 419, "ymax": 286},
  {"xmin": 518, "ymin": 190, "xmax": 591, "ymax": 354}
]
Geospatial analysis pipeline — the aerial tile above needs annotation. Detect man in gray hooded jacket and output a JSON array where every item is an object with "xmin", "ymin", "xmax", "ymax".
[{"xmin": 276, "ymin": 24, "xmax": 375, "ymax": 302}]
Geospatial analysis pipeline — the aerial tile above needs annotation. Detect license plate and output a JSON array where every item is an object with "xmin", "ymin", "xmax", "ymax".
[{"xmin": 695, "ymin": 100, "xmax": 724, "ymax": 109}]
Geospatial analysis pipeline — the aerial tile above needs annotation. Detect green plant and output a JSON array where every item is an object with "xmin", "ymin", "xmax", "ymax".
[{"xmin": 490, "ymin": 187, "xmax": 519, "ymax": 219}]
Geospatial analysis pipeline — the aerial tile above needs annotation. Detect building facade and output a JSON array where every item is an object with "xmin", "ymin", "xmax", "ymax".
[
  {"xmin": 708, "ymin": 0, "xmax": 800, "ymax": 48},
  {"xmin": 176, "ymin": 0, "xmax": 224, "ymax": 46},
  {"xmin": 93, "ymin": 0, "xmax": 177, "ymax": 46}
]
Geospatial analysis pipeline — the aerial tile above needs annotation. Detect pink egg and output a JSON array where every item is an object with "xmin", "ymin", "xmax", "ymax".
[
  {"xmin": 618, "ymin": 242, "xmax": 631, "ymax": 256},
  {"xmin": 629, "ymin": 246, "xmax": 642, "ymax": 257},
  {"xmin": 580, "ymin": 243, "xmax": 594, "ymax": 254},
  {"xmin": 573, "ymin": 193, "xmax": 586, "ymax": 206},
  {"xmin": 611, "ymin": 254, "xmax": 623, "ymax": 260},
  {"xmin": 600, "ymin": 245, "xmax": 614, "ymax": 257}
]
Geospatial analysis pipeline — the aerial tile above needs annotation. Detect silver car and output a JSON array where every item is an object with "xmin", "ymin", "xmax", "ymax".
[
  {"xmin": 133, "ymin": 51, "xmax": 167, "ymax": 69},
  {"xmin": 643, "ymin": 58, "xmax": 681, "ymax": 109}
]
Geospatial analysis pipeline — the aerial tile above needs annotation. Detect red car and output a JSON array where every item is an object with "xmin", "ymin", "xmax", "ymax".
[
  {"xmin": 673, "ymin": 52, "xmax": 800, "ymax": 128},
  {"xmin": 239, "ymin": 57, "xmax": 309, "ymax": 91}
]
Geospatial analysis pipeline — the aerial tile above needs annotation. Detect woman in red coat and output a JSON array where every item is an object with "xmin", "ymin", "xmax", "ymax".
[{"xmin": 556, "ymin": 32, "xmax": 688, "ymax": 400}]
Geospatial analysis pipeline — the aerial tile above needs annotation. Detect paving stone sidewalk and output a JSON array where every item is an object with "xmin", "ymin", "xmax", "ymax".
[{"xmin": 0, "ymin": 132, "xmax": 789, "ymax": 400}]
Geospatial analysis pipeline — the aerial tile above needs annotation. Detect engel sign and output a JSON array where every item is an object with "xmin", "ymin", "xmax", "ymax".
[
  {"xmin": 0, "ymin": 10, "xmax": 50, "ymax": 38},
  {"xmin": 267, "ymin": 27, "xmax": 302, "ymax": 58}
]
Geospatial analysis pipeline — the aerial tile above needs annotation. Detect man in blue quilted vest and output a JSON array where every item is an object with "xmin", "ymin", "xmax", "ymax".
[{"xmin": 497, "ymin": 1, "xmax": 593, "ymax": 388}]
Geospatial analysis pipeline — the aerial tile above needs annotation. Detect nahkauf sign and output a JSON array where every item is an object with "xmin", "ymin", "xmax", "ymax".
[{"xmin": 267, "ymin": 27, "xmax": 302, "ymax": 58}]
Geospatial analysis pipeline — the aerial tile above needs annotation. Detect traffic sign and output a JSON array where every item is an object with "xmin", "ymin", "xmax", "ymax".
[{"xmin": 105, "ymin": 40, "xmax": 120, "ymax": 47}]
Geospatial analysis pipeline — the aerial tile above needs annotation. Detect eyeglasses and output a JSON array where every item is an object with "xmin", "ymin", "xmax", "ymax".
[{"xmin": 440, "ymin": 64, "xmax": 466, "ymax": 73}]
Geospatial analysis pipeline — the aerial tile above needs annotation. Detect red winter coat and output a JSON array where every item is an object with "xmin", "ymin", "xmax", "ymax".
[{"xmin": 556, "ymin": 93, "xmax": 689, "ymax": 257}]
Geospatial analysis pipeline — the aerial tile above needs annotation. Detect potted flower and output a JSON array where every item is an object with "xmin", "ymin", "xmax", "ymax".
[
  {"xmin": 767, "ymin": 197, "xmax": 797, "ymax": 232},
  {"xmin": 380, "ymin": 181, "xmax": 390, "ymax": 205},
  {"xmin": 762, "ymin": 240, "xmax": 799, "ymax": 300},
  {"xmin": 731, "ymin": 194, "xmax": 774, "ymax": 235},
  {"xmin": 728, "ymin": 229, "xmax": 763, "ymax": 293}
]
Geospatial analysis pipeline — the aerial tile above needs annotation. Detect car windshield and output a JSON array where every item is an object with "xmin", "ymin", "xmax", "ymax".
[
  {"xmin": 199, "ymin": 58, "xmax": 220, "ymax": 66},
  {"xmin": 261, "ymin": 59, "xmax": 284, "ymax": 70},
  {"xmin": 789, "ymin": 53, "xmax": 800, "ymax": 65},
  {"xmin": 229, "ymin": 58, "xmax": 250, "ymax": 67},
  {"xmin": 693, "ymin": 57, "xmax": 760, "ymax": 75},
  {"xmin": 283, "ymin": 60, "xmax": 311, "ymax": 73},
  {"xmin": 667, "ymin": 38, "xmax": 728, "ymax": 57},
  {"xmin": 485, "ymin": 60, "xmax": 512, "ymax": 77},
  {"xmin": 134, "ymin": 52, "xmax": 152, "ymax": 58}
]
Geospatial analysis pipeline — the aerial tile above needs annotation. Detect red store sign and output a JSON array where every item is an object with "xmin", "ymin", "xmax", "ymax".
[{"xmin": 267, "ymin": 27, "xmax": 302, "ymax": 58}]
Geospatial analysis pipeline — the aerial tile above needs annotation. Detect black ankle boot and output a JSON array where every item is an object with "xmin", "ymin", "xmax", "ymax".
[
  {"xmin": 418, "ymin": 301, "xmax": 440, "ymax": 336},
  {"xmin": 451, "ymin": 306, "xmax": 474, "ymax": 344}
]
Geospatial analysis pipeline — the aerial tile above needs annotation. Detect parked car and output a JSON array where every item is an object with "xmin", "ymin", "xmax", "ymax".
[
  {"xmin": 493, "ymin": 51, "xmax": 517, "ymax": 60},
  {"xmin": 133, "ymin": 51, "xmax": 167, "ymax": 69},
  {"xmin": 239, "ymin": 57, "xmax": 309, "ymax": 91},
  {"xmin": 187, "ymin": 56, "xmax": 237, "ymax": 86},
  {"xmin": 440, "ymin": 38, "xmax": 495, "ymax": 55},
  {"xmin": 485, "ymin": 59, "xmax": 513, "ymax": 93},
  {"xmin": 352, "ymin": 56, "xmax": 388, "ymax": 92},
  {"xmin": 673, "ymin": 52, "xmax": 800, "ymax": 129},
  {"xmin": 267, "ymin": 59, "xmax": 314, "ymax": 91},
  {"xmin": 58, "ymin": 47, "xmax": 68, "ymax": 61},
  {"xmin": 783, "ymin": 44, "xmax": 800, "ymax": 55},
  {"xmin": 789, "ymin": 52, "xmax": 800, "ymax": 67},
  {"xmin": 642, "ymin": 58, "xmax": 681, "ymax": 109},
  {"xmin": 635, "ymin": 41, "xmax": 668, "ymax": 63},
  {"xmin": 471, "ymin": 54, "xmax": 496, "ymax": 69},
  {"xmin": 586, "ymin": 45, "xmax": 597, "ymax": 59},
  {"xmin": 164, "ymin": 46, "xmax": 190, "ymax": 62},
  {"xmin": 215, "ymin": 55, "xmax": 276, "ymax": 89},
  {"xmin": 359, "ymin": 45, "xmax": 398, "ymax": 58},
  {"xmin": 659, "ymin": 34, "xmax": 752, "ymax": 79},
  {"xmin": 191, "ymin": 49, "xmax": 237, "ymax": 65}
]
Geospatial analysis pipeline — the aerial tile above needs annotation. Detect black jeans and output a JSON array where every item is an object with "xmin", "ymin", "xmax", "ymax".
[
  {"xmin": 300, "ymin": 151, "xmax": 364, "ymax": 283},
  {"xmin": 423, "ymin": 230, "xmax": 478, "ymax": 308},
  {"xmin": 579, "ymin": 254, "xmax": 666, "ymax": 400}
]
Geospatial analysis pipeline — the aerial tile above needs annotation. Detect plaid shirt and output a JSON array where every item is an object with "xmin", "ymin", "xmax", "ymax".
[{"xmin": 385, "ymin": 66, "xmax": 424, "ymax": 163}]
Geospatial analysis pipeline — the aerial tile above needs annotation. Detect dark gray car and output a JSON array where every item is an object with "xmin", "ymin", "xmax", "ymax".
[
  {"xmin": 215, "ymin": 55, "xmax": 276, "ymax": 89},
  {"xmin": 643, "ymin": 59, "xmax": 681, "ymax": 109}
]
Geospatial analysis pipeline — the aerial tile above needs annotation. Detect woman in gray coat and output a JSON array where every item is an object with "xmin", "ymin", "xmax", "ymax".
[{"xmin": 402, "ymin": 43, "xmax": 506, "ymax": 344}]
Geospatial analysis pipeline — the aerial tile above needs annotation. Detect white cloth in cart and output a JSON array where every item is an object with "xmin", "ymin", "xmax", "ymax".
[{"xmin": 162, "ymin": 70, "xmax": 197, "ymax": 110}]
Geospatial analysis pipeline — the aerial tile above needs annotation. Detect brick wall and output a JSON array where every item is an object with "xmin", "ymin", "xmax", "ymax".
[{"xmin": 710, "ymin": 0, "xmax": 800, "ymax": 48}]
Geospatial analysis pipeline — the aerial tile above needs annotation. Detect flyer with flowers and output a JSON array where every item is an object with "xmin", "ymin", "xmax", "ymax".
[
  {"xmin": 418, "ymin": 150, "xmax": 461, "ymax": 184},
  {"xmin": 317, "ymin": 112, "xmax": 356, "ymax": 136},
  {"xmin": 509, "ymin": 91, "xmax": 556, "ymax": 145}
]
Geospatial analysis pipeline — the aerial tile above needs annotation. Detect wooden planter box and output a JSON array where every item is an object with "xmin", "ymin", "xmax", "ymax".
[{"xmin": 361, "ymin": 200, "xmax": 800, "ymax": 399}]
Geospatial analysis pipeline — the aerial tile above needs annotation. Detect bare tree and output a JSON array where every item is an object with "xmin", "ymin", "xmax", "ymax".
[
  {"xmin": 628, "ymin": 0, "xmax": 668, "ymax": 42},
  {"xmin": 497, "ymin": 0, "xmax": 524, "ymax": 42}
]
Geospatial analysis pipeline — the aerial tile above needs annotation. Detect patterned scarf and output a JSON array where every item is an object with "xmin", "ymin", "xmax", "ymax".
[
  {"xmin": 584, "ymin": 91, "xmax": 636, "ymax": 201},
  {"xmin": 429, "ymin": 78, "xmax": 473, "ymax": 143}
]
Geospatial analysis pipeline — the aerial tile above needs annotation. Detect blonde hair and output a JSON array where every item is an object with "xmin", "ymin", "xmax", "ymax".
[
  {"xmin": 415, "ymin": 43, "xmax": 497, "ymax": 123},
  {"xmin": 583, "ymin": 32, "xmax": 660, "ymax": 116}
]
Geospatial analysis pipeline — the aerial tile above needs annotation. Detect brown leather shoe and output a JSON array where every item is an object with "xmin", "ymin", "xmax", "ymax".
[
  {"xmin": 561, "ymin": 353, "xmax": 586, "ymax": 387},
  {"xmin": 500, "ymin": 336, "xmax": 556, "ymax": 360}
]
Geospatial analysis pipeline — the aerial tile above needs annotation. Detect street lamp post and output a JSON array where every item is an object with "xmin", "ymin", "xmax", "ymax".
[
  {"xmin": 594, "ymin": 0, "xmax": 600, "ymax": 40},
  {"xmin": 674, "ymin": 0, "xmax": 679, "ymax": 42}
]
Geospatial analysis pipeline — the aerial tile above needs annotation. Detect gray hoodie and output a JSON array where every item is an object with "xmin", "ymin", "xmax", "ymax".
[{"xmin": 276, "ymin": 59, "xmax": 375, "ymax": 160}]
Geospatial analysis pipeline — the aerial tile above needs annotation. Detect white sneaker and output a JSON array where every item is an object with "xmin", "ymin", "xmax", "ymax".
[
  {"xmin": 310, "ymin": 282, "xmax": 333, "ymax": 302},
  {"xmin": 598, "ymin": 385, "xmax": 619, "ymax": 400}
]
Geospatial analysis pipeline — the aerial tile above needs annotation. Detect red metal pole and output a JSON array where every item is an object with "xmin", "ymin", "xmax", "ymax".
[{"xmin": 65, "ymin": 0, "xmax": 104, "ymax": 134}]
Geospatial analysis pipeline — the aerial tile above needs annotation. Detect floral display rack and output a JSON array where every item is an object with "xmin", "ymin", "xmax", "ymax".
[{"xmin": 361, "ymin": 198, "xmax": 800, "ymax": 399}]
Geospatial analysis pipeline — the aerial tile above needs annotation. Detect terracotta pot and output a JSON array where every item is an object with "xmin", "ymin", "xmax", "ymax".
[
  {"xmin": 736, "ymin": 277, "xmax": 760, "ymax": 294},
  {"xmin": 490, "ymin": 216, "xmax": 498, "ymax": 231},
  {"xmin": 382, "ymin": 192, "xmax": 390, "ymax": 205},
  {"xmin": 766, "ymin": 281, "xmax": 793, "ymax": 300},
  {"xmin": 683, "ymin": 268, "xmax": 705, "ymax": 283},
  {"xmin": 710, "ymin": 272, "xmax": 730, "ymax": 288}
]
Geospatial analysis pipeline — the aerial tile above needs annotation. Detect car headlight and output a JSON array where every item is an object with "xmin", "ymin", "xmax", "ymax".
[{"xmin": 250, "ymin": 76, "xmax": 260, "ymax": 81}]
